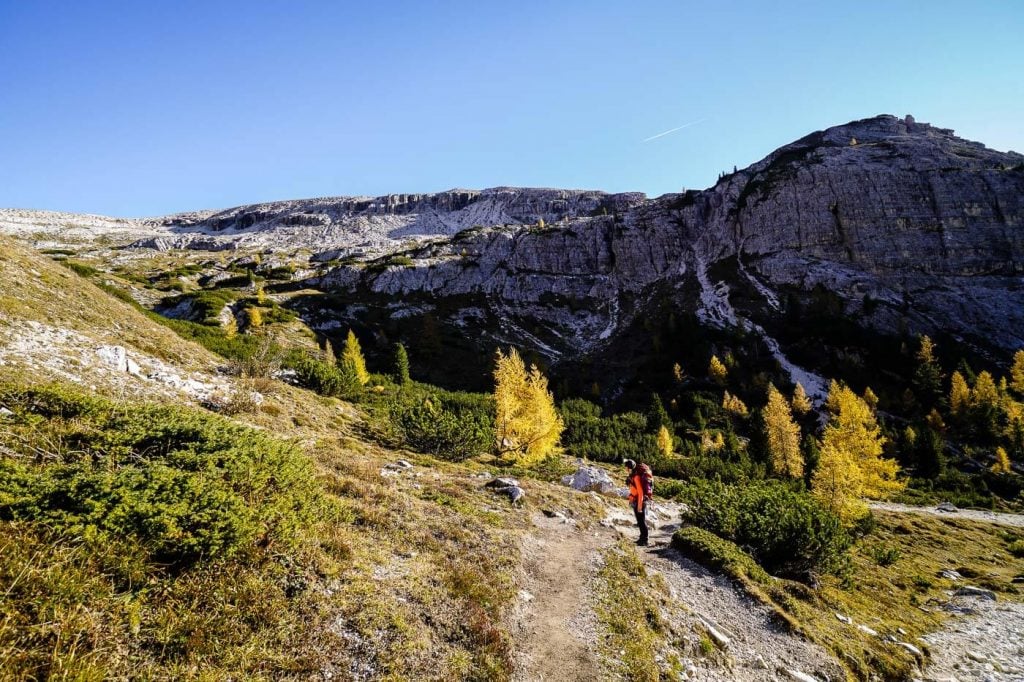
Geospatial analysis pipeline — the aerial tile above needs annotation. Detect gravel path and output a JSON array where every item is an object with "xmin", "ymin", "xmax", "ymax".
[
  {"xmin": 610, "ymin": 504, "xmax": 844, "ymax": 681},
  {"xmin": 920, "ymin": 596, "xmax": 1024, "ymax": 681},
  {"xmin": 870, "ymin": 502, "xmax": 1024, "ymax": 528}
]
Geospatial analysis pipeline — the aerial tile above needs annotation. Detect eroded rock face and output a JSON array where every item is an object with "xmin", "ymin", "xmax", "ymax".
[{"xmin": 315, "ymin": 115, "xmax": 1024, "ymax": 363}]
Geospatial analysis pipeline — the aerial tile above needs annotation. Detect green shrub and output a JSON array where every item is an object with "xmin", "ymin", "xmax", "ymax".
[
  {"xmin": 0, "ymin": 383, "xmax": 320, "ymax": 566},
  {"xmin": 286, "ymin": 352, "xmax": 360, "ymax": 398},
  {"xmin": 386, "ymin": 389, "xmax": 494, "ymax": 461},
  {"xmin": 671, "ymin": 526, "xmax": 769, "ymax": 583},
  {"xmin": 677, "ymin": 479, "xmax": 850, "ymax": 578},
  {"xmin": 60, "ymin": 259, "xmax": 100, "ymax": 278},
  {"xmin": 1008, "ymin": 540, "xmax": 1024, "ymax": 558}
]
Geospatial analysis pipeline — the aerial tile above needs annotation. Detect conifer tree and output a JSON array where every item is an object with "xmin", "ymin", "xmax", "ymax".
[
  {"xmin": 917, "ymin": 427, "xmax": 946, "ymax": 479},
  {"xmin": 256, "ymin": 283, "xmax": 267, "ymax": 305},
  {"xmin": 971, "ymin": 371, "xmax": 999, "ymax": 411},
  {"xmin": 246, "ymin": 306, "xmax": 263, "ymax": 329},
  {"xmin": 863, "ymin": 386, "xmax": 879, "ymax": 410},
  {"xmin": 791, "ymin": 382, "xmax": 812, "ymax": 416},
  {"xmin": 812, "ymin": 381, "xmax": 904, "ymax": 521},
  {"xmin": 950, "ymin": 371, "xmax": 971, "ymax": 416},
  {"xmin": 646, "ymin": 393, "xmax": 671, "ymax": 434},
  {"xmin": 1011, "ymin": 350, "xmax": 1024, "ymax": 396},
  {"xmin": 493, "ymin": 348, "xmax": 564, "ymax": 465},
  {"xmin": 393, "ymin": 342, "xmax": 411, "ymax": 386},
  {"xmin": 673, "ymin": 362, "xmax": 685, "ymax": 384},
  {"xmin": 341, "ymin": 329, "xmax": 369, "ymax": 386},
  {"xmin": 708, "ymin": 355, "xmax": 728, "ymax": 386},
  {"xmin": 992, "ymin": 446, "xmax": 1012, "ymax": 474},
  {"xmin": 913, "ymin": 335, "xmax": 944, "ymax": 407},
  {"xmin": 323, "ymin": 339, "xmax": 336, "ymax": 366},
  {"xmin": 657, "ymin": 425, "xmax": 674, "ymax": 458},
  {"xmin": 722, "ymin": 391, "xmax": 749, "ymax": 417},
  {"xmin": 764, "ymin": 384, "xmax": 802, "ymax": 478}
]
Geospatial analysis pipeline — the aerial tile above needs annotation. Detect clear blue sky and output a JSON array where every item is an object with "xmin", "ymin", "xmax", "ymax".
[{"xmin": 1, "ymin": 1, "xmax": 1022, "ymax": 217}]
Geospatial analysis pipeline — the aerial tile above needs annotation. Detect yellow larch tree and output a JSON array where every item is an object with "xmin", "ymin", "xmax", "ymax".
[
  {"xmin": 722, "ymin": 391, "xmax": 749, "ymax": 417},
  {"xmin": 493, "ymin": 348, "xmax": 564, "ymax": 466},
  {"xmin": 341, "ymin": 329, "xmax": 370, "ymax": 385},
  {"xmin": 657, "ymin": 425, "xmax": 674, "ymax": 458},
  {"xmin": 971, "ymin": 371, "xmax": 999, "ymax": 411},
  {"xmin": 764, "ymin": 384, "xmax": 803, "ymax": 479},
  {"xmin": 1011, "ymin": 350, "xmax": 1024, "ymax": 395},
  {"xmin": 791, "ymin": 382, "xmax": 812, "ymax": 416},
  {"xmin": 708, "ymin": 355, "xmax": 728, "ymax": 386},
  {"xmin": 992, "ymin": 447, "xmax": 1012, "ymax": 474},
  {"xmin": 863, "ymin": 386, "xmax": 879, "ymax": 410},
  {"xmin": 700, "ymin": 430, "xmax": 725, "ymax": 454},
  {"xmin": 812, "ymin": 381, "xmax": 904, "ymax": 521},
  {"xmin": 950, "ymin": 371, "xmax": 971, "ymax": 416},
  {"xmin": 246, "ymin": 306, "xmax": 263, "ymax": 329}
]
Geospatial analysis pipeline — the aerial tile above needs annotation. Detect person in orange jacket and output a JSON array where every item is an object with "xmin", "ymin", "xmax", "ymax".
[{"xmin": 624, "ymin": 459, "xmax": 649, "ymax": 546}]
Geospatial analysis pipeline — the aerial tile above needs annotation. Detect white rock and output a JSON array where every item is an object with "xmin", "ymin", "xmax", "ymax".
[
  {"xmin": 857, "ymin": 624, "xmax": 878, "ymax": 637},
  {"xmin": 785, "ymin": 670, "xmax": 819, "ymax": 682}
]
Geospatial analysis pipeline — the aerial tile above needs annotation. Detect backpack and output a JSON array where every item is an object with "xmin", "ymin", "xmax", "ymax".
[{"xmin": 636, "ymin": 463, "xmax": 654, "ymax": 498}]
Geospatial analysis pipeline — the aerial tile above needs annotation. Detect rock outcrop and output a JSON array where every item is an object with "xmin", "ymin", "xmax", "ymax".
[{"xmin": 314, "ymin": 115, "xmax": 1024, "ymax": 368}]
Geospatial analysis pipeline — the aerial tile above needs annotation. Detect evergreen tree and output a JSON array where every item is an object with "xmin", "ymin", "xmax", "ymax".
[
  {"xmin": 646, "ymin": 393, "xmax": 671, "ymax": 434},
  {"xmin": 912, "ymin": 335, "xmax": 944, "ymax": 407},
  {"xmin": 791, "ymin": 382, "xmax": 812, "ymax": 416},
  {"xmin": 801, "ymin": 433, "xmax": 820, "ymax": 488},
  {"xmin": 493, "ymin": 348, "xmax": 564, "ymax": 465},
  {"xmin": 341, "ymin": 329, "xmax": 370, "ymax": 386},
  {"xmin": 812, "ymin": 381, "xmax": 904, "ymax": 521},
  {"xmin": 393, "ymin": 342, "xmax": 411, "ymax": 386},
  {"xmin": 917, "ymin": 427, "xmax": 946, "ymax": 479},
  {"xmin": 764, "ymin": 384, "xmax": 803, "ymax": 479},
  {"xmin": 708, "ymin": 355, "xmax": 728, "ymax": 386}
]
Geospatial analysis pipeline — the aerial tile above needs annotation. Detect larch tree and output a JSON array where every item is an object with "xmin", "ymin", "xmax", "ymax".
[
  {"xmin": 493, "ymin": 348, "xmax": 564, "ymax": 466},
  {"xmin": 1011, "ymin": 350, "xmax": 1024, "ymax": 395},
  {"xmin": 323, "ymin": 339, "xmax": 336, "ymax": 365},
  {"xmin": 246, "ymin": 306, "xmax": 264, "ymax": 329},
  {"xmin": 341, "ymin": 329, "xmax": 370, "ymax": 386},
  {"xmin": 812, "ymin": 381, "xmax": 904, "ymax": 521},
  {"xmin": 722, "ymin": 391, "xmax": 749, "ymax": 417},
  {"xmin": 708, "ymin": 355, "xmax": 728, "ymax": 386},
  {"xmin": 791, "ymin": 382, "xmax": 812, "ymax": 416},
  {"xmin": 657, "ymin": 425, "xmax": 674, "ymax": 458},
  {"xmin": 763, "ymin": 384, "xmax": 803, "ymax": 479},
  {"xmin": 971, "ymin": 371, "xmax": 999, "ymax": 411},
  {"xmin": 950, "ymin": 371, "xmax": 971, "ymax": 416},
  {"xmin": 992, "ymin": 446, "xmax": 1012, "ymax": 474}
]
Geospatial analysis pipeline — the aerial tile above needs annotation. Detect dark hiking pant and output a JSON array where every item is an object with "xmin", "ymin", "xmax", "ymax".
[{"xmin": 633, "ymin": 502, "xmax": 648, "ymax": 544}]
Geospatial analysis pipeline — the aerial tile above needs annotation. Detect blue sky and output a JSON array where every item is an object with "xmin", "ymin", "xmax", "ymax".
[{"xmin": 1, "ymin": 1, "xmax": 1021, "ymax": 217}]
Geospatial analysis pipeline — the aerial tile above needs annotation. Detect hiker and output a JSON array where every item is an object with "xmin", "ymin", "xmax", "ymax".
[{"xmin": 624, "ymin": 458, "xmax": 652, "ymax": 546}]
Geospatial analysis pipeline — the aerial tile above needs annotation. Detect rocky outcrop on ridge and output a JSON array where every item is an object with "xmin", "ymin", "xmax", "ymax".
[{"xmin": 314, "ymin": 115, "xmax": 1024, "ymax": 366}]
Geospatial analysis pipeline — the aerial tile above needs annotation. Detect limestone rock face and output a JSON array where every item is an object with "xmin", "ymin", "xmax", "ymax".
[{"xmin": 317, "ymin": 115, "xmax": 1024, "ymax": 362}]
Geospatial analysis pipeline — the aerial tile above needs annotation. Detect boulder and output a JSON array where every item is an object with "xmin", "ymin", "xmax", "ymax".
[
  {"xmin": 937, "ymin": 502, "xmax": 959, "ymax": 513},
  {"xmin": 485, "ymin": 477, "xmax": 524, "ymax": 504},
  {"xmin": 954, "ymin": 586, "xmax": 997, "ymax": 601},
  {"xmin": 561, "ymin": 461, "xmax": 623, "ymax": 496}
]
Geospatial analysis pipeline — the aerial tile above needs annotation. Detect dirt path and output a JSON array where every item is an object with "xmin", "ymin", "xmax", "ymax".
[
  {"xmin": 514, "ymin": 502, "xmax": 844, "ymax": 681},
  {"xmin": 512, "ymin": 513, "xmax": 606, "ymax": 682},
  {"xmin": 870, "ymin": 502, "xmax": 1024, "ymax": 528}
]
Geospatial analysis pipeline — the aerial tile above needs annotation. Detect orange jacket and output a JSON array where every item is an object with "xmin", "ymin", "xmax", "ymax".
[{"xmin": 627, "ymin": 469, "xmax": 646, "ymax": 513}]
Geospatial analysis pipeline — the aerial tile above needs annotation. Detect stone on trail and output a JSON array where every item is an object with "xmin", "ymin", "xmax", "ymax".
[
  {"xmin": 784, "ymin": 670, "xmax": 820, "ymax": 682},
  {"xmin": 937, "ymin": 502, "xmax": 959, "ymax": 513},
  {"xmin": 484, "ymin": 477, "xmax": 525, "ymax": 504}
]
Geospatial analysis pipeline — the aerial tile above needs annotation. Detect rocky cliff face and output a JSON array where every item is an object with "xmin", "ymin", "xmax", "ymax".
[
  {"xmin": 3, "ymin": 114, "xmax": 1021, "ymax": 391},
  {"xmin": 312, "ymin": 115, "xmax": 1024, "ymax": 391}
]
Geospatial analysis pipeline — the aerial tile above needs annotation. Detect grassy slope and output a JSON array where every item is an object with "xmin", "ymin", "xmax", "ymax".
[{"xmin": 0, "ymin": 238, "xmax": 611, "ymax": 680}]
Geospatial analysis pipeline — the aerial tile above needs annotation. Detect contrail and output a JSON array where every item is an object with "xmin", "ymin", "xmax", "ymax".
[{"xmin": 642, "ymin": 118, "xmax": 706, "ymax": 143}]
